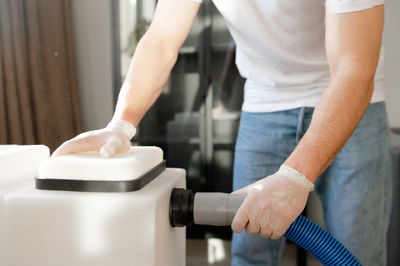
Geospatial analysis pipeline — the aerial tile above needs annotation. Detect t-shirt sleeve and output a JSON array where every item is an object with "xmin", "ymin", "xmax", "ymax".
[
  {"xmin": 326, "ymin": 0, "xmax": 384, "ymax": 13},
  {"xmin": 192, "ymin": 0, "xmax": 202, "ymax": 3}
]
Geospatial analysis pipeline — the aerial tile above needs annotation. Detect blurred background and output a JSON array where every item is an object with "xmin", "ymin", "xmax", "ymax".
[{"xmin": 0, "ymin": 0, "xmax": 399, "ymax": 265}]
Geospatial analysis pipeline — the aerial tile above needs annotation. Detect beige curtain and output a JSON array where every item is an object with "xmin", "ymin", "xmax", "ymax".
[{"xmin": 0, "ymin": 0, "xmax": 81, "ymax": 151}]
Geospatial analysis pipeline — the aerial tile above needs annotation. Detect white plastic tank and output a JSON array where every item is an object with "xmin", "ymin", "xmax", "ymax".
[
  {"xmin": 1, "ymin": 146, "xmax": 186, "ymax": 266},
  {"xmin": 0, "ymin": 145, "xmax": 50, "ymax": 264}
]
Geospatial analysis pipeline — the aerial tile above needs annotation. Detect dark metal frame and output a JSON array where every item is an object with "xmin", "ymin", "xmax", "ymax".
[
  {"xmin": 110, "ymin": 0, "xmax": 122, "ymax": 104},
  {"xmin": 198, "ymin": 0, "xmax": 214, "ymax": 191}
]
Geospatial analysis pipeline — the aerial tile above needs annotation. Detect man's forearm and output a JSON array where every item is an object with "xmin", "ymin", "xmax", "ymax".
[
  {"xmin": 284, "ymin": 5, "xmax": 383, "ymax": 183},
  {"xmin": 109, "ymin": 0, "xmax": 200, "ymax": 127},
  {"xmin": 285, "ymin": 72, "xmax": 374, "ymax": 182},
  {"xmin": 113, "ymin": 35, "xmax": 178, "ymax": 126}
]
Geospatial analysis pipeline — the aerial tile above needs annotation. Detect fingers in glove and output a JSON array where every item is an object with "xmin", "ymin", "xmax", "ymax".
[
  {"xmin": 100, "ymin": 143, "xmax": 118, "ymax": 158},
  {"xmin": 259, "ymin": 210, "xmax": 273, "ymax": 238},
  {"xmin": 99, "ymin": 133, "xmax": 131, "ymax": 158},
  {"xmin": 100, "ymin": 135, "xmax": 123, "ymax": 157},
  {"xmin": 269, "ymin": 213, "xmax": 285, "ymax": 239},
  {"xmin": 245, "ymin": 208, "xmax": 261, "ymax": 235},
  {"xmin": 231, "ymin": 197, "xmax": 252, "ymax": 233},
  {"xmin": 52, "ymin": 135, "xmax": 103, "ymax": 157},
  {"xmin": 270, "ymin": 217, "xmax": 293, "ymax": 240}
]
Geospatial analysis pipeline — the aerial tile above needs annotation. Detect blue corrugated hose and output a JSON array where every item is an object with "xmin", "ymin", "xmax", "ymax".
[{"xmin": 284, "ymin": 215, "xmax": 362, "ymax": 266}]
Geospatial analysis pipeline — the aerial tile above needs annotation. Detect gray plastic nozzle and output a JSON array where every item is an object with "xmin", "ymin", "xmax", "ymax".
[
  {"xmin": 193, "ymin": 192, "xmax": 246, "ymax": 226},
  {"xmin": 169, "ymin": 189, "xmax": 246, "ymax": 227}
]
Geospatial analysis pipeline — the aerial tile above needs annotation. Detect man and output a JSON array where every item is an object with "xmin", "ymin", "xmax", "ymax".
[{"xmin": 54, "ymin": 0, "xmax": 392, "ymax": 265}]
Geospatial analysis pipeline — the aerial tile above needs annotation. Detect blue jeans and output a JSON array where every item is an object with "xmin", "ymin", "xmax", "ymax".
[{"xmin": 231, "ymin": 102, "xmax": 393, "ymax": 266}]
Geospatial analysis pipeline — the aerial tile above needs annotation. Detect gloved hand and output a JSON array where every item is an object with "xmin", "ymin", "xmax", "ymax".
[
  {"xmin": 231, "ymin": 164, "xmax": 314, "ymax": 239},
  {"xmin": 52, "ymin": 119, "xmax": 136, "ymax": 158}
]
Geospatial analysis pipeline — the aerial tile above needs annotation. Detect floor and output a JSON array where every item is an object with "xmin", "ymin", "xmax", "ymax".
[{"xmin": 186, "ymin": 238, "xmax": 322, "ymax": 266}]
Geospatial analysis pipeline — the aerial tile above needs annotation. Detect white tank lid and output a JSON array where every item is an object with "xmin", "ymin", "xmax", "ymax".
[{"xmin": 38, "ymin": 146, "xmax": 163, "ymax": 181}]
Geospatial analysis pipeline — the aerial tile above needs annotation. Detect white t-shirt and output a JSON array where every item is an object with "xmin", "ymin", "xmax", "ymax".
[{"xmin": 193, "ymin": 0, "xmax": 385, "ymax": 112}]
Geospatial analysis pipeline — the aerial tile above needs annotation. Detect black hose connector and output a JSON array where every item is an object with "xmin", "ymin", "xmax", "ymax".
[{"xmin": 169, "ymin": 188, "xmax": 194, "ymax": 227}]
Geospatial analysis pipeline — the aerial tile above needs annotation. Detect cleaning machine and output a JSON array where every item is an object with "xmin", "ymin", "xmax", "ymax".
[{"xmin": 0, "ymin": 145, "xmax": 362, "ymax": 266}]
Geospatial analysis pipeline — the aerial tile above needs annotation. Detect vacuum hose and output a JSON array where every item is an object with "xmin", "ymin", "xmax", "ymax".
[{"xmin": 169, "ymin": 188, "xmax": 362, "ymax": 266}]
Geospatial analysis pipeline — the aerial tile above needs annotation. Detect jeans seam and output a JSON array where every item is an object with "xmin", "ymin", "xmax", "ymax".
[{"xmin": 296, "ymin": 107, "xmax": 306, "ymax": 144}]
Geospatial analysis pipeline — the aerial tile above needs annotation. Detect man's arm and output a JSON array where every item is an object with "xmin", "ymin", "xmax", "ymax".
[
  {"xmin": 231, "ymin": 5, "xmax": 384, "ymax": 238},
  {"xmin": 53, "ymin": 0, "xmax": 200, "ymax": 156},
  {"xmin": 285, "ymin": 5, "xmax": 384, "ymax": 182},
  {"xmin": 114, "ymin": 0, "xmax": 201, "ymax": 126}
]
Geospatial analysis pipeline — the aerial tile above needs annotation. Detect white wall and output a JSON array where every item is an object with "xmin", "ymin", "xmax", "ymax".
[
  {"xmin": 71, "ymin": 0, "xmax": 114, "ymax": 131},
  {"xmin": 384, "ymin": 0, "xmax": 400, "ymax": 128}
]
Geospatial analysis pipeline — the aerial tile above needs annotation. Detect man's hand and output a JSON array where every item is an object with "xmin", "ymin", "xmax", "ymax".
[
  {"xmin": 52, "ymin": 119, "xmax": 136, "ymax": 157},
  {"xmin": 231, "ymin": 165, "xmax": 314, "ymax": 239}
]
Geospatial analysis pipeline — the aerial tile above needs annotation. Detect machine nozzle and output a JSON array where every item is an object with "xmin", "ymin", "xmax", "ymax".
[{"xmin": 169, "ymin": 188, "xmax": 245, "ymax": 227}]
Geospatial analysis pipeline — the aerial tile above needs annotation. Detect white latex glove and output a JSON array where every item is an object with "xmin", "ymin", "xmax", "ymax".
[
  {"xmin": 52, "ymin": 119, "xmax": 136, "ymax": 158},
  {"xmin": 231, "ymin": 164, "xmax": 314, "ymax": 239}
]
